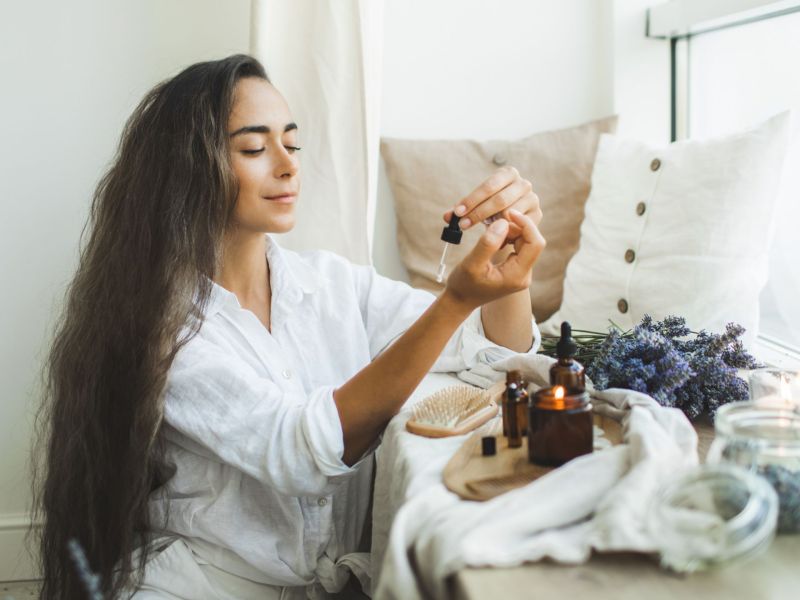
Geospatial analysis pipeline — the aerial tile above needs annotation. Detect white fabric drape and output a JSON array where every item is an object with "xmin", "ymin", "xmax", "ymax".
[
  {"xmin": 372, "ymin": 354, "xmax": 700, "ymax": 600},
  {"xmin": 250, "ymin": 0, "xmax": 383, "ymax": 265}
]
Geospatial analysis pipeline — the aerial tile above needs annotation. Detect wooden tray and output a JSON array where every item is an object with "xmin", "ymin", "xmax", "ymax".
[{"xmin": 443, "ymin": 413, "xmax": 624, "ymax": 501}]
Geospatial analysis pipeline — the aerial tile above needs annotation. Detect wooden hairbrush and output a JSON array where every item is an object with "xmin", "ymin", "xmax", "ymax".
[{"xmin": 405, "ymin": 381, "xmax": 504, "ymax": 438}]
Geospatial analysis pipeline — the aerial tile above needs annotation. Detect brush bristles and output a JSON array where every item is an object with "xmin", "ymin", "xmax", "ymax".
[{"xmin": 412, "ymin": 386, "xmax": 489, "ymax": 427}]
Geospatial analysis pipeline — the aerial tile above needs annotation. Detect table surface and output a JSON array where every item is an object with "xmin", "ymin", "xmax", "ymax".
[{"xmin": 451, "ymin": 423, "xmax": 800, "ymax": 600}]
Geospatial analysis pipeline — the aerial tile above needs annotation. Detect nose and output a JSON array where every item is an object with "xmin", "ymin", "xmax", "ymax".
[{"xmin": 274, "ymin": 146, "xmax": 299, "ymax": 180}]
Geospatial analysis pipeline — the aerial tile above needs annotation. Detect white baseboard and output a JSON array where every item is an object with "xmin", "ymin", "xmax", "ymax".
[{"xmin": 0, "ymin": 514, "xmax": 39, "ymax": 581}]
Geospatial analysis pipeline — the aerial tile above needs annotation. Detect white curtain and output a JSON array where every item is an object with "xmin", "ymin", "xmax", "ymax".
[{"xmin": 250, "ymin": 0, "xmax": 383, "ymax": 265}]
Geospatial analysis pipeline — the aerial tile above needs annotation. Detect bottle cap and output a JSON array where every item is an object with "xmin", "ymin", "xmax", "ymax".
[
  {"xmin": 506, "ymin": 369, "xmax": 523, "ymax": 384},
  {"xmin": 506, "ymin": 382, "xmax": 520, "ymax": 402},
  {"xmin": 556, "ymin": 321, "xmax": 578, "ymax": 359},
  {"xmin": 481, "ymin": 436, "xmax": 497, "ymax": 456},
  {"xmin": 441, "ymin": 213, "xmax": 463, "ymax": 244}
]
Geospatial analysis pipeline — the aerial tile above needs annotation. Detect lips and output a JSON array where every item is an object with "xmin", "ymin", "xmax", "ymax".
[{"xmin": 264, "ymin": 193, "xmax": 297, "ymax": 203}]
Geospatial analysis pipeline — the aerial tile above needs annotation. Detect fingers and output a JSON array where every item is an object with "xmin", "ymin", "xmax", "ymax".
[
  {"xmin": 506, "ymin": 209, "xmax": 546, "ymax": 270},
  {"xmin": 461, "ymin": 219, "xmax": 510, "ymax": 269},
  {"xmin": 446, "ymin": 166, "xmax": 541, "ymax": 231},
  {"xmin": 530, "ymin": 203, "xmax": 543, "ymax": 226},
  {"xmin": 452, "ymin": 166, "xmax": 519, "ymax": 220},
  {"xmin": 460, "ymin": 178, "xmax": 531, "ymax": 228}
]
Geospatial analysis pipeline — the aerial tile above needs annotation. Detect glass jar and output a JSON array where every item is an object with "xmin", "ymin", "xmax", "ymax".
[
  {"xmin": 528, "ymin": 386, "xmax": 592, "ymax": 466},
  {"xmin": 648, "ymin": 464, "xmax": 778, "ymax": 573},
  {"xmin": 707, "ymin": 401, "xmax": 800, "ymax": 533}
]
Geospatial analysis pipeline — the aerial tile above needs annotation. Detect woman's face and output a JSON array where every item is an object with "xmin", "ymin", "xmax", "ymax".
[{"xmin": 227, "ymin": 77, "xmax": 300, "ymax": 234}]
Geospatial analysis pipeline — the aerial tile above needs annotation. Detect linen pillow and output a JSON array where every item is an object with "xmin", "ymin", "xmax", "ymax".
[
  {"xmin": 381, "ymin": 116, "xmax": 618, "ymax": 323},
  {"xmin": 542, "ymin": 112, "xmax": 791, "ymax": 348}
]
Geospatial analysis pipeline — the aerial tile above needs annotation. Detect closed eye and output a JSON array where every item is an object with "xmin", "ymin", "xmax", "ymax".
[{"xmin": 241, "ymin": 146, "xmax": 302, "ymax": 156}]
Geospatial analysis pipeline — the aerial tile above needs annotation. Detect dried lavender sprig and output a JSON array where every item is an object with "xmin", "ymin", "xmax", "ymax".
[
  {"xmin": 67, "ymin": 538, "xmax": 104, "ymax": 600},
  {"xmin": 539, "ymin": 315, "xmax": 759, "ymax": 420}
]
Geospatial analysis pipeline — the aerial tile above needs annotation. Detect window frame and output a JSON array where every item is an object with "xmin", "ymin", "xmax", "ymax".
[{"xmin": 647, "ymin": 0, "xmax": 800, "ymax": 368}]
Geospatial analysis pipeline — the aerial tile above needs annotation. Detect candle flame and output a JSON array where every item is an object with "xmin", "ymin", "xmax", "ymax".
[{"xmin": 555, "ymin": 386, "xmax": 565, "ymax": 400}]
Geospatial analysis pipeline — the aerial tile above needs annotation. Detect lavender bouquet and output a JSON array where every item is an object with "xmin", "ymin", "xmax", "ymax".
[{"xmin": 540, "ymin": 315, "xmax": 762, "ymax": 420}]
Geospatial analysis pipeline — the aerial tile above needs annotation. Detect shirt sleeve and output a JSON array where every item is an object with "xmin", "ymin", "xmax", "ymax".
[
  {"xmin": 162, "ymin": 342, "xmax": 367, "ymax": 498},
  {"xmin": 350, "ymin": 263, "xmax": 541, "ymax": 373}
]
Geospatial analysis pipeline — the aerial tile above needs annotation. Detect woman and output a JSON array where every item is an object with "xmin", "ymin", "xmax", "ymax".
[{"xmin": 33, "ymin": 54, "xmax": 545, "ymax": 599}]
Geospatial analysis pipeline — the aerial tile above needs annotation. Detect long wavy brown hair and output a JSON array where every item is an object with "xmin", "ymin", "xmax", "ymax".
[{"xmin": 30, "ymin": 54, "xmax": 269, "ymax": 599}]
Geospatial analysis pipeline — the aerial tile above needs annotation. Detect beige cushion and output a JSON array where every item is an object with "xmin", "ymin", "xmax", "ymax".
[{"xmin": 381, "ymin": 116, "xmax": 617, "ymax": 322}]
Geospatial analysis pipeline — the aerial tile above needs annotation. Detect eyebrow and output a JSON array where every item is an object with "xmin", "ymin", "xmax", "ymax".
[{"xmin": 229, "ymin": 122, "xmax": 298, "ymax": 137}]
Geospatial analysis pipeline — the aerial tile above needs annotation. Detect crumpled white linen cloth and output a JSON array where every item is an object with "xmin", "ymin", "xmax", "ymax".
[{"xmin": 371, "ymin": 354, "xmax": 699, "ymax": 600}]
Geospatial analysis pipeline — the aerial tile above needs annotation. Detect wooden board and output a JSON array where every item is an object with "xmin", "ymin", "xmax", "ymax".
[
  {"xmin": 443, "ymin": 413, "xmax": 624, "ymax": 501},
  {"xmin": 454, "ymin": 535, "xmax": 800, "ymax": 600}
]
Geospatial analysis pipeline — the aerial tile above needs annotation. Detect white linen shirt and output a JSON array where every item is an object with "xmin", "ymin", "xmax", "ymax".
[{"xmin": 148, "ymin": 235, "xmax": 540, "ymax": 589}]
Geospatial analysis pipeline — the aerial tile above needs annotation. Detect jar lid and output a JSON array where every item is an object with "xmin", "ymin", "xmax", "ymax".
[{"xmin": 648, "ymin": 464, "xmax": 778, "ymax": 573}]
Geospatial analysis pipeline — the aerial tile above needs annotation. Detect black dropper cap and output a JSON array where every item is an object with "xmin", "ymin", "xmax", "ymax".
[
  {"xmin": 556, "ymin": 321, "xmax": 578, "ymax": 359},
  {"xmin": 441, "ymin": 213, "xmax": 463, "ymax": 244}
]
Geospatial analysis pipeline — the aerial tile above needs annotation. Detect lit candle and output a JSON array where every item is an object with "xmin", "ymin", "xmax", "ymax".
[{"xmin": 528, "ymin": 385, "xmax": 593, "ymax": 466}]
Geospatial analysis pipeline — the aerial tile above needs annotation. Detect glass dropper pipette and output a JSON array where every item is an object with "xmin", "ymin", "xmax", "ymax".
[{"xmin": 436, "ymin": 213, "xmax": 463, "ymax": 283}]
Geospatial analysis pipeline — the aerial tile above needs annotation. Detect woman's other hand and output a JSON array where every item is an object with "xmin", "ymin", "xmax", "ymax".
[
  {"xmin": 442, "ymin": 166, "xmax": 543, "ymax": 238},
  {"xmin": 444, "ymin": 209, "xmax": 545, "ymax": 310}
]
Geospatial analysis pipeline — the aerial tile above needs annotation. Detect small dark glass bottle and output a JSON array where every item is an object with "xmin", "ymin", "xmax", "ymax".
[
  {"xmin": 528, "ymin": 385, "xmax": 593, "ymax": 466},
  {"xmin": 502, "ymin": 370, "xmax": 528, "ymax": 437},
  {"xmin": 549, "ymin": 322, "xmax": 585, "ymax": 391},
  {"xmin": 506, "ymin": 383, "xmax": 523, "ymax": 448}
]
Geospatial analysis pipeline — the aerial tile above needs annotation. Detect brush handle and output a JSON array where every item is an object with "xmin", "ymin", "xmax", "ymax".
[{"xmin": 406, "ymin": 401, "xmax": 498, "ymax": 438}]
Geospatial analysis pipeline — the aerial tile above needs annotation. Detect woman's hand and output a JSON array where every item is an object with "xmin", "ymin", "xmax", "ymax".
[
  {"xmin": 442, "ymin": 166, "xmax": 543, "ymax": 240},
  {"xmin": 444, "ymin": 209, "xmax": 546, "ymax": 311}
]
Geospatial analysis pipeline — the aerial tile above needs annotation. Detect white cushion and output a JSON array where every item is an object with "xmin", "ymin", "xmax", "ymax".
[{"xmin": 542, "ymin": 112, "xmax": 791, "ymax": 348}]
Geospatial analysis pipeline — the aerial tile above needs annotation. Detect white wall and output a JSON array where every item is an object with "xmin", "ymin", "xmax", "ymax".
[
  {"xmin": 381, "ymin": 0, "xmax": 615, "ymax": 140},
  {"xmin": 375, "ymin": 0, "xmax": 616, "ymax": 278},
  {"xmin": 612, "ymin": 0, "xmax": 671, "ymax": 144},
  {"xmin": 373, "ymin": 0, "xmax": 671, "ymax": 278},
  {"xmin": 0, "ymin": 0, "xmax": 251, "ymax": 580}
]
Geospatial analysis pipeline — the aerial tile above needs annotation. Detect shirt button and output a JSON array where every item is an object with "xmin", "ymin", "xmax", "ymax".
[
  {"xmin": 281, "ymin": 369, "xmax": 292, "ymax": 380},
  {"xmin": 636, "ymin": 202, "xmax": 646, "ymax": 216},
  {"xmin": 624, "ymin": 249, "xmax": 636, "ymax": 263},
  {"xmin": 317, "ymin": 497, "xmax": 328, "ymax": 507},
  {"xmin": 650, "ymin": 158, "xmax": 661, "ymax": 171},
  {"xmin": 492, "ymin": 153, "xmax": 507, "ymax": 166},
  {"xmin": 618, "ymin": 299, "xmax": 629, "ymax": 314}
]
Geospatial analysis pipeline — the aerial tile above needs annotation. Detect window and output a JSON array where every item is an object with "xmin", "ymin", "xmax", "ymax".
[{"xmin": 650, "ymin": 1, "xmax": 800, "ymax": 361}]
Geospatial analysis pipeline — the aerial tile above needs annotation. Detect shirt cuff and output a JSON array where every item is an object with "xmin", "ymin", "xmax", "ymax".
[
  {"xmin": 301, "ymin": 386, "xmax": 377, "ymax": 480},
  {"xmin": 463, "ymin": 307, "xmax": 541, "ymax": 366}
]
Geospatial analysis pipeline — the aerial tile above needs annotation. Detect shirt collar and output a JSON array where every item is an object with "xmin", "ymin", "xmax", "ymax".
[{"xmin": 201, "ymin": 235, "xmax": 326, "ymax": 319}]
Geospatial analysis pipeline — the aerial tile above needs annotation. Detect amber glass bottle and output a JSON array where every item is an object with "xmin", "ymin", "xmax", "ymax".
[
  {"xmin": 549, "ymin": 322, "xmax": 585, "ymax": 391},
  {"xmin": 502, "ymin": 370, "xmax": 528, "ymax": 437},
  {"xmin": 528, "ymin": 385, "xmax": 593, "ymax": 466},
  {"xmin": 506, "ymin": 383, "xmax": 523, "ymax": 448}
]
